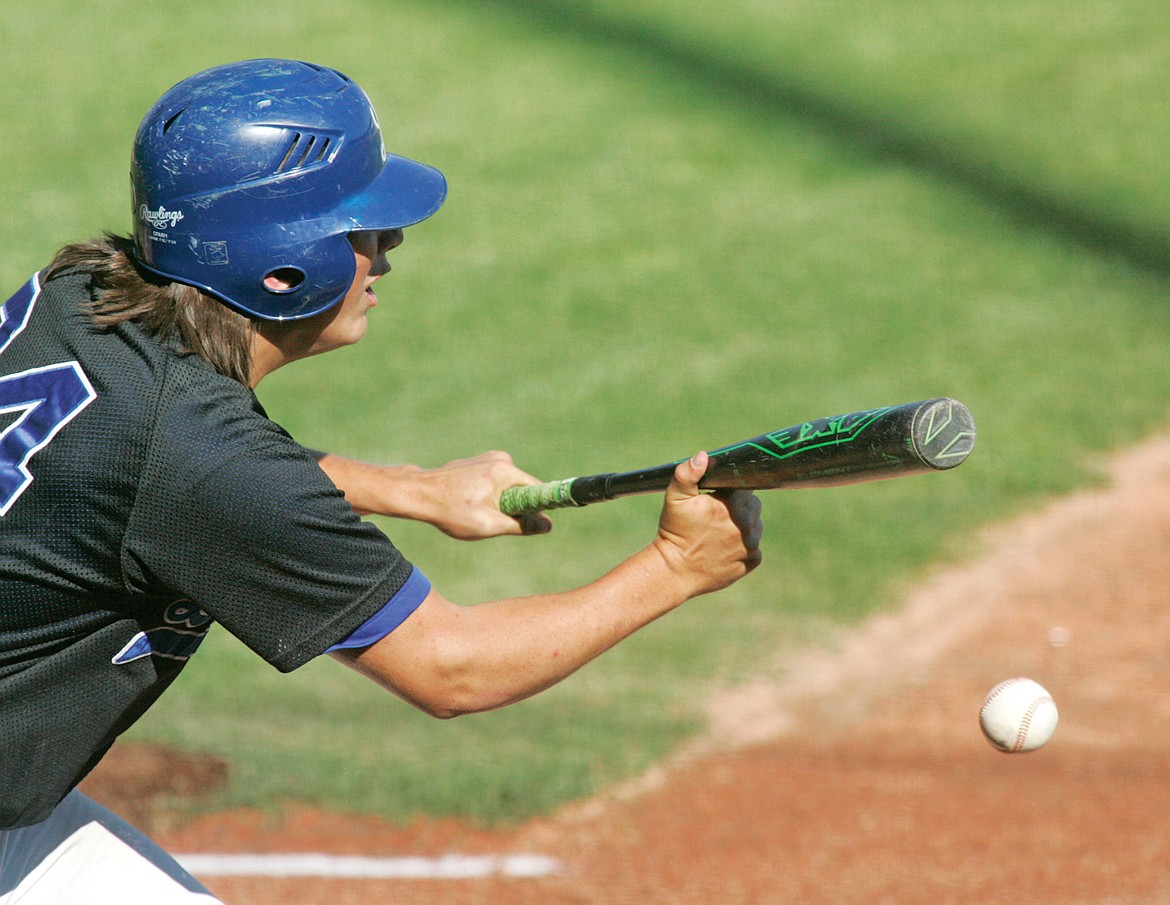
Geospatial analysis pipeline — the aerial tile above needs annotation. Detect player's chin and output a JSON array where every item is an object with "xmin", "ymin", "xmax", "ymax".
[
  {"xmin": 346, "ymin": 318, "xmax": 370, "ymax": 346},
  {"xmin": 348, "ymin": 304, "xmax": 374, "ymax": 336},
  {"xmin": 323, "ymin": 316, "xmax": 370, "ymax": 352}
]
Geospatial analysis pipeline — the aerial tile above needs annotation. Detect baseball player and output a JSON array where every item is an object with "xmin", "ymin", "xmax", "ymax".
[{"xmin": 0, "ymin": 59, "xmax": 763, "ymax": 903}]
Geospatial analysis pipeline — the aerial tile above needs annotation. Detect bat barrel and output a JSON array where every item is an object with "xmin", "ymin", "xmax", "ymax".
[{"xmin": 698, "ymin": 397, "xmax": 976, "ymax": 490}]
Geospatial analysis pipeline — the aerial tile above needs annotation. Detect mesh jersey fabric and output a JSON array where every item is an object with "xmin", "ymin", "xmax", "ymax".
[{"xmin": 0, "ymin": 269, "xmax": 417, "ymax": 828}]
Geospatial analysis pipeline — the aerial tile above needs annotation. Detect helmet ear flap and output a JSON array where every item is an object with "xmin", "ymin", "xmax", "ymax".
[
  {"xmin": 249, "ymin": 231, "xmax": 358, "ymax": 320},
  {"xmin": 167, "ymin": 226, "xmax": 358, "ymax": 320}
]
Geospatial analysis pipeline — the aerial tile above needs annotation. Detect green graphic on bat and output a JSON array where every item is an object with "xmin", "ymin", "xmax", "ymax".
[
  {"xmin": 715, "ymin": 406, "xmax": 898, "ymax": 466},
  {"xmin": 500, "ymin": 398, "xmax": 975, "ymax": 515}
]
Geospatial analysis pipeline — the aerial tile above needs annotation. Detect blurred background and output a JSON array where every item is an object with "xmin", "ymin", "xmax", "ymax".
[{"xmin": 2, "ymin": 0, "xmax": 1167, "ymax": 824}]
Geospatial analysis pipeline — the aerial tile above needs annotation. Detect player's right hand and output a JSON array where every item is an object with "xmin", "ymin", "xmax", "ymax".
[{"xmin": 652, "ymin": 451, "xmax": 763, "ymax": 599}]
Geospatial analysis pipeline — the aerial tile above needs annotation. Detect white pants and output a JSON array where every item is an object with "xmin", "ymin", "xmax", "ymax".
[{"xmin": 0, "ymin": 791, "xmax": 221, "ymax": 904}]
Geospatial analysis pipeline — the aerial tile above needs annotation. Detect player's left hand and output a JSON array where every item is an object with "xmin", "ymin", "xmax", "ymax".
[{"xmin": 652, "ymin": 451, "xmax": 763, "ymax": 598}]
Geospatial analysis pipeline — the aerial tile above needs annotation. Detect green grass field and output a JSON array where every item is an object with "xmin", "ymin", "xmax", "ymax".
[{"xmin": 2, "ymin": 1, "xmax": 1168, "ymax": 823}]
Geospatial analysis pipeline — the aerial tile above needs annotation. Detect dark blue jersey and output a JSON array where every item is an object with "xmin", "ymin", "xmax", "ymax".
[{"xmin": 0, "ymin": 269, "xmax": 416, "ymax": 827}]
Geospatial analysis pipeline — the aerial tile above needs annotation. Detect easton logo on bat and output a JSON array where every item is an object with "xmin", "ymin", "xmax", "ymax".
[{"xmin": 715, "ymin": 406, "xmax": 898, "ymax": 462}]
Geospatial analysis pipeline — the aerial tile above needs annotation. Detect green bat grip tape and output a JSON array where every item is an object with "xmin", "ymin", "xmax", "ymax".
[{"xmin": 500, "ymin": 478, "xmax": 580, "ymax": 516}]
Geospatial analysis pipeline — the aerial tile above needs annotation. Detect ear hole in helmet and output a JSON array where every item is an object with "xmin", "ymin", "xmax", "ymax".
[{"xmin": 263, "ymin": 267, "xmax": 306, "ymax": 294}]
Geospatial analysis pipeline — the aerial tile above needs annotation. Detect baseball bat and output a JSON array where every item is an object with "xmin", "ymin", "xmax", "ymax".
[{"xmin": 499, "ymin": 397, "xmax": 975, "ymax": 516}]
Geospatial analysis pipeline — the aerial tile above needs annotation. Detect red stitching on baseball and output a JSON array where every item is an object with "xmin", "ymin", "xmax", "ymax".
[{"xmin": 1012, "ymin": 695, "xmax": 1054, "ymax": 752}]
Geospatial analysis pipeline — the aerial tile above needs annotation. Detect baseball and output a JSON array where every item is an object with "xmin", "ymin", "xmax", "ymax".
[{"xmin": 979, "ymin": 677, "xmax": 1058, "ymax": 753}]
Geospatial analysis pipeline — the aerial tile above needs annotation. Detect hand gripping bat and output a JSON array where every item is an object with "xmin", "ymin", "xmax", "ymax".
[{"xmin": 499, "ymin": 397, "xmax": 975, "ymax": 516}]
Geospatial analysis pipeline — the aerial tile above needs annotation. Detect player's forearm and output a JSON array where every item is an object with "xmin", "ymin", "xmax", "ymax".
[
  {"xmin": 337, "ymin": 544, "xmax": 698, "ymax": 718},
  {"xmin": 332, "ymin": 457, "xmax": 761, "ymax": 718},
  {"xmin": 311, "ymin": 450, "xmax": 549, "ymax": 539},
  {"xmin": 311, "ymin": 452, "xmax": 425, "ymax": 518}
]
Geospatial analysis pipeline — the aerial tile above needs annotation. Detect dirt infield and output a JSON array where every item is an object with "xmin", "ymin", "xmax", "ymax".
[{"xmin": 83, "ymin": 437, "xmax": 1170, "ymax": 904}]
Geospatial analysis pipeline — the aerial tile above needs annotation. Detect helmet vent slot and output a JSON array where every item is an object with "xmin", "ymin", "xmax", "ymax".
[
  {"xmin": 161, "ymin": 108, "xmax": 186, "ymax": 136},
  {"xmin": 276, "ymin": 132, "xmax": 333, "ymax": 173}
]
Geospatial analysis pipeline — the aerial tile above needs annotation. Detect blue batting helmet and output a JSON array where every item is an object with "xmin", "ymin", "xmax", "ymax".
[{"xmin": 130, "ymin": 59, "xmax": 447, "ymax": 320}]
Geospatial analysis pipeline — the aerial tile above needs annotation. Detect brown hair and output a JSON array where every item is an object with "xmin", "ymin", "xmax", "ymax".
[{"xmin": 47, "ymin": 234, "xmax": 255, "ymax": 385}]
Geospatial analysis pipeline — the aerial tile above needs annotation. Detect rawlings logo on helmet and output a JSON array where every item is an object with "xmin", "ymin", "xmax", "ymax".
[{"xmin": 138, "ymin": 204, "xmax": 185, "ymax": 230}]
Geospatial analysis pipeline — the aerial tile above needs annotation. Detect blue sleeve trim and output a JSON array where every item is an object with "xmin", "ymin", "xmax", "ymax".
[{"xmin": 326, "ymin": 567, "xmax": 431, "ymax": 652}]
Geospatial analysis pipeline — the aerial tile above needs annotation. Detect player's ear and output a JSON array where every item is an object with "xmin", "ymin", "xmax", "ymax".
[{"xmin": 263, "ymin": 268, "xmax": 304, "ymax": 293}]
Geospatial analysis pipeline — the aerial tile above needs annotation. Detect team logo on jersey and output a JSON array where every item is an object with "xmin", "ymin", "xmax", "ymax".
[
  {"xmin": 138, "ymin": 204, "xmax": 185, "ymax": 230},
  {"xmin": 0, "ymin": 274, "xmax": 98, "ymax": 517},
  {"xmin": 112, "ymin": 600, "xmax": 212, "ymax": 665}
]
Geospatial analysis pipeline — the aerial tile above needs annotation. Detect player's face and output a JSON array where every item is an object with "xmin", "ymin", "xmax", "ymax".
[
  {"xmin": 251, "ymin": 229, "xmax": 405, "ymax": 381},
  {"xmin": 293, "ymin": 229, "xmax": 404, "ymax": 355},
  {"xmin": 324, "ymin": 228, "xmax": 403, "ymax": 348}
]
